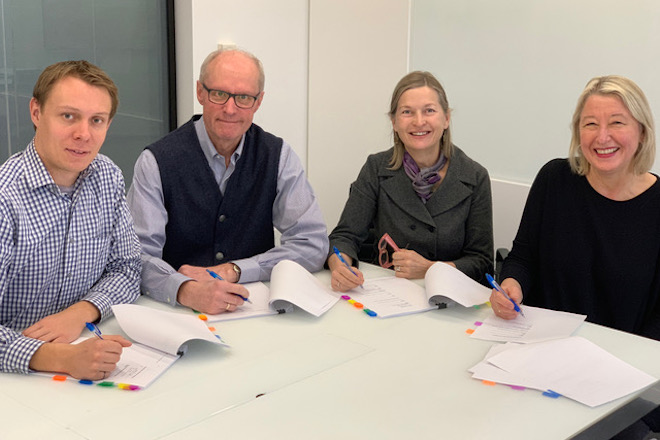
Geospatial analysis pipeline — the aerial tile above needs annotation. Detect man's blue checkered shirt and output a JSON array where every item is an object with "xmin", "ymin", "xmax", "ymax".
[{"xmin": 0, "ymin": 141, "xmax": 141, "ymax": 373}]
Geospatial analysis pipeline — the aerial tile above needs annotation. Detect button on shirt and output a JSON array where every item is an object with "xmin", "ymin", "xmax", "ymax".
[
  {"xmin": 0, "ymin": 142, "xmax": 141, "ymax": 374},
  {"xmin": 127, "ymin": 117, "xmax": 328, "ymax": 306}
]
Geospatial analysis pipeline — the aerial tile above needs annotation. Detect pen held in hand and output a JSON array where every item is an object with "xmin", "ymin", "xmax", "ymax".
[
  {"xmin": 86, "ymin": 322, "xmax": 104, "ymax": 340},
  {"xmin": 206, "ymin": 269, "xmax": 252, "ymax": 303},
  {"xmin": 486, "ymin": 274, "xmax": 525, "ymax": 318},
  {"xmin": 333, "ymin": 246, "xmax": 364, "ymax": 289}
]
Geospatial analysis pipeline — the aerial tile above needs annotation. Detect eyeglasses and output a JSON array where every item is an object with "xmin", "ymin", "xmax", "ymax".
[
  {"xmin": 202, "ymin": 84, "xmax": 260, "ymax": 109},
  {"xmin": 378, "ymin": 233, "xmax": 401, "ymax": 268}
]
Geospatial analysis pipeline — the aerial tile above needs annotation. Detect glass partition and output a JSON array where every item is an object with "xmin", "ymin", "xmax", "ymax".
[{"xmin": 0, "ymin": 0, "xmax": 174, "ymax": 183}]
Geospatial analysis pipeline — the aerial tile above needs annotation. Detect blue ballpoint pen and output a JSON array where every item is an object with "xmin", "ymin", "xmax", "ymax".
[
  {"xmin": 206, "ymin": 269, "xmax": 252, "ymax": 303},
  {"xmin": 486, "ymin": 273, "xmax": 525, "ymax": 317},
  {"xmin": 86, "ymin": 322, "xmax": 104, "ymax": 340},
  {"xmin": 333, "ymin": 246, "xmax": 364, "ymax": 289}
]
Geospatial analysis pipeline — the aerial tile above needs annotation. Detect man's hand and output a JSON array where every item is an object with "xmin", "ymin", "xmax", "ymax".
[
  {"xmin": 179, "ymin": 263, "xmax": 239, "ymax": 283},
  {"xmin": 29, "ymin": 335, "xmax": 132, "ymax": 380},
  {"xmin": 23, "ymin": 301, "xmax": 100, "ymax": 343},
  {"xmin": 177, "ymin": 279, "xmax": 249, "ymax": 315}
]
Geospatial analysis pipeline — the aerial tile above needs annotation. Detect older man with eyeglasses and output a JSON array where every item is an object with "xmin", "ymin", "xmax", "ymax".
[{"xmin": 127, "ymin": 48, "xmax": 327, "ymax": 315}]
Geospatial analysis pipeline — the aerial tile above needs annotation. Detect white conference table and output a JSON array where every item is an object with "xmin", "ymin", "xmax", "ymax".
[{"xmin": 2, "ymin": 264, "xmax": 660, "ymax": 440}]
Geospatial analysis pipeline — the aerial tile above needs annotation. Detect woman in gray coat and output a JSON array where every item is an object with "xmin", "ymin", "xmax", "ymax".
[{"xmin": 327, "ymin": 71, "xmax": 493, "ymax": 292}]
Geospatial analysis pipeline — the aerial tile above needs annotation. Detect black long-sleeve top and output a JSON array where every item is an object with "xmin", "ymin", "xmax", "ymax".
[{"xmin": 501, "ymin": 159, "xmax": 660, "ymax": 339}]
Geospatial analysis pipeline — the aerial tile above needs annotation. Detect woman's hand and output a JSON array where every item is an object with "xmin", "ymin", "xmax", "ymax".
[
  {"xmin": 489, "ymin": 277, "xmax": 523, "ymax": 319},
  {"xmin": 391, "ymin": 249, "xmax": 435, "ymax": 279},
  {"xmin": 328, "ymin": 252, "xmax": 364, "ymax": 292}
]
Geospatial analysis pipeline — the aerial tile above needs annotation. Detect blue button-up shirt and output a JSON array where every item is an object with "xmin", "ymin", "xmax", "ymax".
[{"xmin": 0, "ymin": 141, "xmax": 141, "ymax": 374}]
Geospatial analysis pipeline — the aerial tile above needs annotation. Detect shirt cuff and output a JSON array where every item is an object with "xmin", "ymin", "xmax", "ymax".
[
  {"xmin": 143, "ymin": 271, "xmax": 191, "ymax": 307},
  {"xmin": 82, "ymin": 294, "xmax": 110, "ymax": 321},
  {"xmin": 9, "ymin": 336, "xmax": 46, "ymax": 374},
  {"xmin": 232, "ymin": 258, "xmax": 261, "ymax": 283}
]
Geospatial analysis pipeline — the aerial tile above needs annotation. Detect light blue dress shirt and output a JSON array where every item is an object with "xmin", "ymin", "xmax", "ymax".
[{"xmin": 127, "ymin": 118, "xmax": 328, "ymax": 306}]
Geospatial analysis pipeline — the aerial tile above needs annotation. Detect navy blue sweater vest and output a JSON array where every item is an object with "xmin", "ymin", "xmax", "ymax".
[{"xmin": 147, "ymin": 116, "xmax": 282, "ymax": 270}]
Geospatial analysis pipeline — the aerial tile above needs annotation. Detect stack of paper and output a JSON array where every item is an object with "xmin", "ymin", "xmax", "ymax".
[
  {"xmin": 196, "ymin": 260, "xmax": 339, "ymax": 321},
  {"xmin": 33, "ymin": 304, "xmax": 229, "ymax": 389},
  {"xmin": 469, "ymin": 336, "xmax": 657, "ymax": 407},
  {"xmin": 340, "ymin": 262, "xmax": 492, "ymax": 319},
  {"xmin": 470, "ymin": 305, "xmax": 586, "ymax": 343}
]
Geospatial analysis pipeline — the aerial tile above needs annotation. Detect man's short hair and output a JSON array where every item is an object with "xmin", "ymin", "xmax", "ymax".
[
  {"xmin": 33, "ymin": 60, "xmax": 119, "ymax": 119},
  {"xmin": 198, "ymin": 48, "xmax": 265, "ymax": 92}
]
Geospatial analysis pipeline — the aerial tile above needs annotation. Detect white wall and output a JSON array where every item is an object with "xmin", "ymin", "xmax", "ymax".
[
  {"xmin": 174, "ymin": 0, "xmax": 309, "ymax": 164},
  {"xmin": 176, "ymin": 0, "xmax": 411, "ymax": 233},
  {"xmin": 307, "ymin": 0, "xmax": 411, "ymax": 229},
  {"xmin": 176, "ymin": 0, "xmax": 660, "ymax": 253},
  {"xmin": 410, "ymin": 0, "xmax": 660, "ymax": 184}
]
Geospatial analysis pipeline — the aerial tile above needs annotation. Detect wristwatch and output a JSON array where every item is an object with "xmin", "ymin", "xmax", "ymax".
[{"xmin": 230, "ymin": 263, "xmax": 241, "ymax": 282}]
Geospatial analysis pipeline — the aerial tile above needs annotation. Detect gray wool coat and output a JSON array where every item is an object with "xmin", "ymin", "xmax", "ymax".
[{"xmin": 329, "ymin": 145, "xmax": 493, "ymax": 284}]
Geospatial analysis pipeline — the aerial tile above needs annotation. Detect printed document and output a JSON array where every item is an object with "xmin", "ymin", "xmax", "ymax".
[{"xmin": 470, "ymin": 305, "xmax": 586, "ymax": 343}]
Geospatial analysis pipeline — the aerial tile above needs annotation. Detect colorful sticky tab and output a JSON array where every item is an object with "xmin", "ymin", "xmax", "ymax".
[
  {"xmin": 198, "ymin": 314, "xmax": 208, "ymax": 321},
  {"xmin": 78, "ymin": 379, "xmax": 94, "ymax": 385},
  {"xmin": 542, "ymin": 390, "xmax": 561, "ymax": 399},
  {"xmin": 341, "ymin": 295, "xmax": 351, "ymax": 300},
  {"xmin": 208, "ymin": 326, "xmax": 216, "ymax": 332},
  {"xmin": 485, "ymin": 301, "xmax": 491, "ymax": 307},
  {"xmin": 347, "ymin": 299, "xmax": 356, "ymax": 305},
  {"xmin": 97, "ymin": 381, "xmax": 115, "ymax": 387},
  {"xmin": 474, "ymin": 321, "xmax": 483, "ymax": 326},
  {"xmin": 364, "ymin": 309, "xmax": 377, "ymax": 317},
  {"xmin": 353, "ymin": 302, "xmax": 363, "ymax": 309},
  {"xmin": 465, "ymin": 328, "xmax": 475, "ymax": 334},
  {"xmin": 482, "ymin": 380, "xmax": 497, "ymax": 386},
  {"xmin": 509, "ymin": 385, "xmax": 526, "ymax": 391},
  {"xmin": 52, "ymin": 375, "xmax": 67, "ymax": 382},
  {"xmin": 473, "ymin": 305, "xmax": 481, "ymax": 309}
]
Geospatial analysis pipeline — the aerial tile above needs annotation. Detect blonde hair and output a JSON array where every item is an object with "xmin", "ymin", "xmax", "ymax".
[
  {"xmin": 33, "ymin": 60, "xmax": 119, "ymax": 120},
  {"xmin": 388, "ymin": 71, "xmax": 452, "ymax": 169},
  {"xmin": 569, "ymin": 75, "xmax": 655, "ymax": 175}
]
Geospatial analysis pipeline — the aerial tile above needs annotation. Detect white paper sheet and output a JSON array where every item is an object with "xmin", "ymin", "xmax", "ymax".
[
  {"xmin": 199, "ymin": 260, "xmax": 337, "ymax": 321},
  {"xmin": 104, "ymin": 341, "xmax": 179, "ymax": 387},
  {"xmin": 424, "ymin": 262, "xmax": 491, "ymax": 307},
  {"xmin": 470, "ymin": 305, "xmax": 586, "ymax": 343},
  {"xmin": 112, "ymin": 304, "xmax": 228, "ymax": 355},
  {"xmin": 468, "ymin": 343, "xmax": 547, "ymax": 391},
  {"xmin": 203, "ymin": 282, "xmax": 289, "ymax": 322},
  {"xmin": 346, "ymin": 276, "xmax": 432, "ymax": 318},
  {"xmin": 269, "ymin": 260, "xmax": 338, "ymax": 317},
  {"xmin": 32, "ymin": 336, "xmax": 180, "ymax": 389},
  {"xmin": 486, "ymin": 337, "xmax": 657, "ymax": 407}
]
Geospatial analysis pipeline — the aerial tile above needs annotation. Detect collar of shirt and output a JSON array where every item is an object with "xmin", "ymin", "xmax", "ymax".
[
  {"xmin": 195, "ymin": 117, "xmax": 244, "ymax": 193},
  {"xmin": 194, "ymin": 117, "xmax": 245, "ymax": 169},
  {"xmin": 23, "ymin": 139, "xmax": 96, "ymax": 194}
]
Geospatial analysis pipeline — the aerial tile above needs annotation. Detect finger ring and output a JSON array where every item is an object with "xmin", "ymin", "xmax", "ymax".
[{"xmin": 225, "ymin": 303, "xmax": 232, "ymax": 311}]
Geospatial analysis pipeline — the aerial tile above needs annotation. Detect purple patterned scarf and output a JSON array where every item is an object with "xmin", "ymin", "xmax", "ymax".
[{"xmin": 403, "ymin": 151, "xmax": 447, "ymax": 203}]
